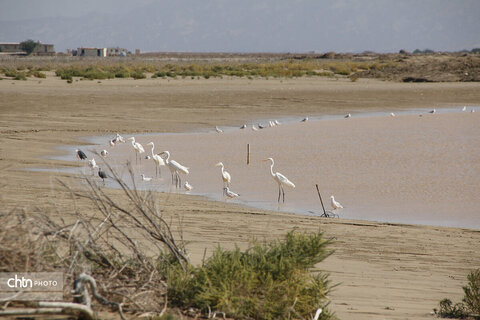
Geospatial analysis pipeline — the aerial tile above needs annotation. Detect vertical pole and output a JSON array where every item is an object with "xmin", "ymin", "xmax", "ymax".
[
  {"xmin": 247, "ymin": 144, "xmax": 250, "ymax": 165},
  {"xmin": 315, "ymin": 184, "xmax": 327, "ymax": 216}
]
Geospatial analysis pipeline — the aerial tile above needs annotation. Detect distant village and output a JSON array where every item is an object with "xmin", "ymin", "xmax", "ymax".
[{"xmin": 0, "ymin": 41, "xmax": 139, "ymax": 57}]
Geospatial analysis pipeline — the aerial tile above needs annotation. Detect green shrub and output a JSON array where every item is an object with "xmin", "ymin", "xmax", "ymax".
[
  {"xmin": 5, "ymin": 70, "xmax": 18, "ymax": 78},
  {"xmin": 131, "ymin": 71, "xmax": 146, "ymax": 79},
  {"xmin": 14, "ymin": 72, "xmax": 27, "ymax": 80},
  {"xmin": 32, "ymin": 71, "xmax": 46, "ymax": 78},
  {"xmin": 463, "ymin": 269, "xmax": 480, "ymax": 316},
  {"xmin": 114, "ymin": 69, "xmax": 130, "ymax": 78},
  {"xmin": 435, "ymin": 269, "xmax": 480, "ymax": 319},
  {"xmin": 435, "ymin": 299, "xmax": 469, "ymax": 318},
  {"xmin": 83, "ymin": 67, "xmax": 114, "ymax": 80},
  {"xmin": 165, "ymin": 230, "xmax": 334, "ymax": 319}
]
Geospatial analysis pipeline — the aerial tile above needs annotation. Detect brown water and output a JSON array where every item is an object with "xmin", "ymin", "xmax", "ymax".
[{"xmin": 87, "ymin": 110, "xmax": 480, "ymax": 229}]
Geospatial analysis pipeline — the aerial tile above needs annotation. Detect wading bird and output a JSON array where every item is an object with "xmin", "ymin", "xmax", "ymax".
[
  {"xmin": 128, "ymin": 137, "xmax": 145, "ymax": 164},
  {"xmin": 141, "ymin": 174, "xmax": 152, "ymax": 182},
  {"xmin": 98, "ymin": 167, "xmax": 107, "ymax": 184},
  {"xmin": 75, "ymin": 149, "xmax": 87, "ymax": 162},
  {"xmin": 262, "ymin": 158, "xmax": 295, "ymax": 203},
  {"xmin": 87, "ymin": 158, "xmax": 98, "ymax": 175},
  {"xmin": 146, "ymin": 142, "xmax": 165, "ymax": 177},
  {"xmin": 252, "ymin": 125, "xmax": 258, "ymax": 131},
  {"xmin": 215, "ymin": 162, "xmax": 231, "ymax": 192},
  {"xmin": 159, "ymin": 151, "xmax": 189, "ymax": 188},
  {"xmin": 184, "ymin": 181, "xmax": 193, "ymax": 191},
  {"xmin": 330, "ymin": 195, "xmax": 343, "ymax": 210},
  {"xmin": 215, "ymin": 126, "xmax": 223, "ymax": 133},
  {"xmin": 115, "ymin": 133, "xmax": 126, "ymax": 143},
  {"xmin": 224, "ymin": 187, "xmax": 239, "ymax": 199}
]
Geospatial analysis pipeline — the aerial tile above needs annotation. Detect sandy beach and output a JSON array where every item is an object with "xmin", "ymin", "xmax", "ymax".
[{"xmin": 1, "ymin": 75, "xmax": 480, "ymax": 319}]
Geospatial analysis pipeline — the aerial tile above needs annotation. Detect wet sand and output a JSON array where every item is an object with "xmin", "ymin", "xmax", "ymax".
[
  {"xmin": 89, "ymin": 109, "xmax": 480, "ymax": 229},
  {"xmin": 1, "ymin": 76, "xmax": 480, "ymax": 319}
]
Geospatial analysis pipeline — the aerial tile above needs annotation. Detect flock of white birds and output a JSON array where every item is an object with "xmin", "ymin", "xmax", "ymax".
[{"xmin": 74, "ymin": 106, "xmax": 476, "ymax": 211}]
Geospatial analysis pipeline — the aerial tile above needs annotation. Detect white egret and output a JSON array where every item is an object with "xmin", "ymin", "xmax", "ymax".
[
  {"xmin": 390, "ymin": 112, "xmax": 396, "ymax": 117},
  {"xmin": 269, "ymin": 121, "xmax": 275, "ymax": 127},
  {"xmin": 215, "ymin": 126, "xmax": 223, "ymax": 133},
  {"xmin": 224, "ymin": 187, "xmax": 239, "ymax": 199},
  {"xmin": 252, "ymin": 125, "xmax": 258, "ymax": 131},
  {"xmin": 462, "ymin": 106, "xmax": 467, "ymax": 112},
  {"xmin": 262, "ymin": 158, "xmax": 295, "ymax": 203},
  {"xmin": 128, "ymin": 137, "xmax": 145, "ymax": 164},
  {"xmin": 87, "ymin": 158, "xmax": 97, "ymax": 175},
  {"xmin": 274, "ymin": 120, "xmax": 281, "ymax": 125},
  {"xmin": 146, "ymin": 142, "xmax": 165, "ymax": 177},
  {"xmin": 330, "ymin": 195, "xmax": 343, "ymax": 210},
  {"xmin": 75, "ymin": 149, "xmax": 87, "ymax": 161},
  {"xmin": 100, "ymin": 150, "xmax": 108, "ymax": 158},
  {"xmin": 88, "ymin": 158, "xmax": 97, "ymax": 169},
  {"xmin": 159, "ymin": 151, "xmax": 189, "ymax": 188},
  {"xmin": 215, "ymin": 162, "xmax": 232, "ymax": 192},
  {"xmin": 184, "ymin": 181, "xmax": 193, "ymax": 191},
  {"xmin": 141, "ymin": 174, "xmax": 152, "ymax": 182}
]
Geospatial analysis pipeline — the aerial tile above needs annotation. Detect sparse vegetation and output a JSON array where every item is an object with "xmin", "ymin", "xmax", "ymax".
[
  {"xmin": 0, "ymin": 162, "xmax": 335, "ymax": 319},
  {"xmin": 0, "ymin": 51, "xmax": 478, "ymax": 82},
  {"xmin": 463, "ymin": 269, "xmax": 480, "ymax": 317},
  {"xmin": 435, "ymin": 269, "xmax": 480, "ymax": 319}
]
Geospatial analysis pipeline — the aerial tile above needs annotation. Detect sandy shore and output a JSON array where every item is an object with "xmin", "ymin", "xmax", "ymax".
[{"xmin": 1, "ymin": 76, "xmax": 480, "ymax": 319}]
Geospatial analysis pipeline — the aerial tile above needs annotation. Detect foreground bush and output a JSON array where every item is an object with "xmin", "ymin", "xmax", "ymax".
[
  {"xmin": 463, "ymin": 269, "xmax": 480, "ymax": 316},
  {"xmin": 166, "ymin": 230, "xmax": 334, "ymax": 319},
  {"xmin": 435, "ymin": 269, "xmax": 480, "ymax": 319}
]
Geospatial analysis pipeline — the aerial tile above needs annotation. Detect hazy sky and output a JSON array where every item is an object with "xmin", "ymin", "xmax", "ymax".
[{"xmin": 1, "ymin": 0, "xmax": 479, "ymax": 53}]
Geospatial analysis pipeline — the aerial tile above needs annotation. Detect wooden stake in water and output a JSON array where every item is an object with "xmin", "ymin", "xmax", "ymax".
[
  {"xmin": 315, "ymin": 184, "xmax": 327, "ymax": 216},
  {"xmin": 247, "ymin": 143, "xmax": 250, "ymax": 165}
]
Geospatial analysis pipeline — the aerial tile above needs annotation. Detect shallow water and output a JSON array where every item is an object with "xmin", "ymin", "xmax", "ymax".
[{"xmin": 36, "ymin": 106, "xmax": 480, "ymax": 229}]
